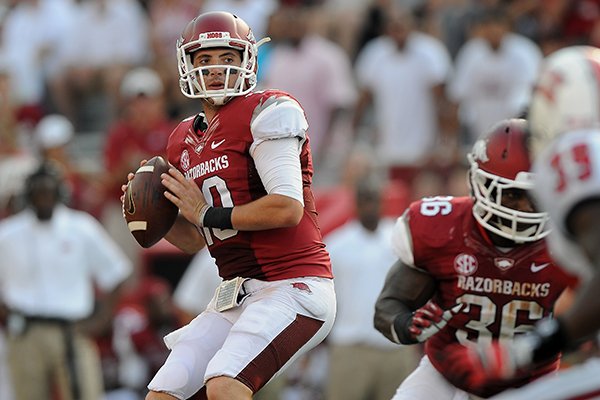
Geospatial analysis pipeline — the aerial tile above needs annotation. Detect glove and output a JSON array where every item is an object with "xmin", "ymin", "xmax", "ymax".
[
  {"xmin": 441, "ymin": 342, "xmax": 516, "ymax": 397},
  {"xmin": 393, "ymin": 301, "xmax": 464, "ymax": 344},
  {"xmin": 453, "ymin": 318, "xmax": 567, "ymax": 389}
]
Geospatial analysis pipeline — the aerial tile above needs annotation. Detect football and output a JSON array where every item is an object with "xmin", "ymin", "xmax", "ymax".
[{"xmin": 123, "ymin": 156, "xmax": 178, "ymax": 248}]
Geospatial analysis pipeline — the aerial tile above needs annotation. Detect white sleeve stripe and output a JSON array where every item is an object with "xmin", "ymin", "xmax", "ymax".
[
  {"xmin": 391, "ymin": 214, "xmax": 416, "ymax": 266},
  {"xmin": 252, "ymin": 137, "xmax": 304, "ymax": 205}
]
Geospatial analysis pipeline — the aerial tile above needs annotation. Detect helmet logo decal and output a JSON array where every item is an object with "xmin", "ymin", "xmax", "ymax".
[
  {"xmin": 471, "ymin": 139, "xmax": 489, "ymax": 162},
  {"xmin": 454, "ymin": 253, "xmax": 478, "ymax": 276},
  {"xmin": 199, "ymin": 31, "xmax": 230, "ymax": 40},
  {"xmin": 534, "ymin": 68, "xmax": 564, "ymax": 104}
]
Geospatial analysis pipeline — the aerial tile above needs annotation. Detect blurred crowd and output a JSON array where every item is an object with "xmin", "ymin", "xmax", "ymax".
[{"xmin": 1, "ymin": 0, "xmax": 600, "ymax": 399}]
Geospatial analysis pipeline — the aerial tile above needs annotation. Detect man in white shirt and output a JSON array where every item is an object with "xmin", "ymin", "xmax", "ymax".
[
  {"xmin": 352, "ymin": 5, "xmax": 452, "ymax": 191},
  {"xmin": 0, "ymin": 162, "xmax": 132, "ymax": 400},
  {"xmin": 262, "ymin": 6, "xmax": 357, "ymax": 170},
  {"xmin": 448, "ymin": 7, "xmax": 542, "ymax": 149},
  {"xmin": 325, "ymin": 177, "xmax": 419, "ymax": 400}
]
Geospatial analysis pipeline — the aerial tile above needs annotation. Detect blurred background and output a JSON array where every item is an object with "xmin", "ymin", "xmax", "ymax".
[{"xmin": 1, "ymin": 0, "xmax": 599, "ymax": 399}]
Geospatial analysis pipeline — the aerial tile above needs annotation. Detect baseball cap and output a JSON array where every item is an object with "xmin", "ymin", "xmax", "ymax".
[
  {"xmin": 35, "ymin": 114, "xmax": 74, "ymax": 149},
  {"xmin": 120, "ymin": 67, "xmax": 164, "ymax": 98}
]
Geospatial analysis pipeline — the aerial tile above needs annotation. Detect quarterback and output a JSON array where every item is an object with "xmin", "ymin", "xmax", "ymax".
[{"xmin": 131, "ymin": 11, "xmax": 336, "ymax": 400}]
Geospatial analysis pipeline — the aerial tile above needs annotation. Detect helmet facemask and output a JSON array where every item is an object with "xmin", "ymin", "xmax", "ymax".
[
  {"xmin": 177, "ymin": 33, "xmax": 269, "ymax": 105},
  {"xmin": 469, "ymin": 157, "xmax": 550, "ymax": 243}
]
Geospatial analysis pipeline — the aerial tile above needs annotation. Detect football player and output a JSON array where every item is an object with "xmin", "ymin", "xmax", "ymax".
[
  {"xmin": 374, "ymin": 118, "xmax": 576, "ymax": 399},
  {"xmin": 468, "ymin": 46, "xmax": 600, "ymax": 400},
  {"xmin": 128, "ymin": 11, "xmax": 336, "ymax": 400}
]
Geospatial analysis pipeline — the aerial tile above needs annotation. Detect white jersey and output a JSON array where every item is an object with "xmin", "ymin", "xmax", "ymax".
[
  {"xmin": 532, "ymin": 129, "xmax": 600, "ymax": 278},
  {"xmin": 490, "ymin": 358, "xmax": 600, "ymax": 400}
]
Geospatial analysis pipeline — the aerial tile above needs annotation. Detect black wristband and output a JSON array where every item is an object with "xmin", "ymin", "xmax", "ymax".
[
  {"xmin": 393, "ymin": 311, "xmax": 418, "ymax": 345},
  {"xmin": 530, "ymin": 317, "xmax": 570, "ymax": 364},
  {"xmin": 203, "ymin": 207, "xmax": 234, "ymax": 229}
]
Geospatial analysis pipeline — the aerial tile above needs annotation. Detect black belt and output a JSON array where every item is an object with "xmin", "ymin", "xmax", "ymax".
[{"xmin": 23, "ymin": 315, "xmax": 72, "ymax": 325}]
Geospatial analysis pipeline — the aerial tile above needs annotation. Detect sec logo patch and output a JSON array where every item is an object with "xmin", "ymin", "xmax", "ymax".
[
  {"xmin": 181, "ymin": 149, "xmax": 190, "ymax": 171},
  {"xmin": 454, "ymin": 253, "xmax": 478, "ymax": 276}
]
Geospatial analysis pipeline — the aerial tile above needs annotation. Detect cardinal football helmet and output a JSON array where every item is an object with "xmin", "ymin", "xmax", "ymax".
[
  {"xmin": 176, "ymin": 11, "xmax": 270, "ymax": 105},
  {"xmin": 529, "ymin": 46, "xmax": 600, "ymax": 157},
  {"xmin": 468, "ymin": 119, "xmax": 550, "ymax": 243}
]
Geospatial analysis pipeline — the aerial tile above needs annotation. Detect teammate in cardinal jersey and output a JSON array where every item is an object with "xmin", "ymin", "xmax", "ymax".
[
  {"xmin": 373, "ymin": 118, "xmax": 576, "ymax": 399},
  {"xmin": 135, "ymin": 11, "xmax": 336, "ymax": 400},
  {"xmin": 467, "ymin": 46, "xmax": 600, "ymax": 400}
]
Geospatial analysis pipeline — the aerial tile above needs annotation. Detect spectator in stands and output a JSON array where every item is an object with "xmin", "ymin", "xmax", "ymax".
[
  {"xmin": 101, "ymin": 67, "xmax": 176, "ymax": 273},
  {"xmin": 34, "ymin": 114, "xmax": 102, "ymax": 215},
  {"xmin": 52, "ymin": 0, "xmax": 150, "ymax": 131},
  {"xmin": 448, "ymin": 6, "xmax": 542, "ymax": 152},
  {"xmin": 352, "ymin": 4, "xmax": 453, "ymax": 196},
  {"xmin": 0, "ymin": 68, "xmax": 37, "ymax": 219},
  {"xmin": 325, "ymin": 175, "xmax": 419, "ymax": 400},
  {"xmin": 262, "ymin": 4, "xmax": 357, "ymax": 173},
  {"xmin": 0, "ymin": 0, "xmax": 72, "ymax": 119},
  {"xmin": 106, "ymin": 276, "xmax": 179, "ymax": 399},
  {"xmin": 201, "ymin": 0, "xmax": 277, "ymax": 40},
  {"xmin": 146, "ymin": 0, "xmax": 198, "ymax": 119}
]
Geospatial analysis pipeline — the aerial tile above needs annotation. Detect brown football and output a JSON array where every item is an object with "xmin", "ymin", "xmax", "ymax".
[{"xmin": 124, "ymin": 156, "xmax": 178, "ymax": 248}]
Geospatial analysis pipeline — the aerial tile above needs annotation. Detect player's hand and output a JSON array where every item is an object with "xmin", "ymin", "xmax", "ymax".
[
  {"xmin": 440, "ymin": 342, "xmax": 517, "ymax": 398},
  {"xmin": 161, "ymin": 167, "xmax": 208, "ymax": 227},
  {"xmin": 121, "ymin": 159, "xmax": 147, "ymax": 217},
  {"xmin": 463, "ymin": 317, "xmax": 565, "ymax": 381},
  {"xmin": 407, "ymin": 301, "xmax": 464, "ymax": 342},
  {"xmin": 120, "ymin": 159, "xmax": 148, "ymax": 203},
  {"xmin": 444, "ymin": 337, "xmax": 536, "ymax": 393}
]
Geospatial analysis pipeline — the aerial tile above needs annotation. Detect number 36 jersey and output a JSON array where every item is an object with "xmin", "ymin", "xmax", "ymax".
[
  {"xmin": 533, "ymin": 130, "xmax": 600, "ymax": 280},
  {"xmin": 392, "ymin": 196, "xmax": 575, "ymax": 389},
  {"xmin": 166, "ymin": 90, "xmax": 332, "ymax": 281}
]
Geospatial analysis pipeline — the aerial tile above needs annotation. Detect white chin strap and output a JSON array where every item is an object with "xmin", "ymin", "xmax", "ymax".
[
  {"xmin": 205, "ymin": 94, "xmax": 229, "ymax": 106},
  {"xmin": 494, "ymin": 222, "xmax": 537, "ymax": 243}
]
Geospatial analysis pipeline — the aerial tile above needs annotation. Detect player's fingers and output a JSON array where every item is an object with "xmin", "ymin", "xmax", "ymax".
[
  {"xmin": 408, "ymin": 326, "xmax": 423, "ymax": 336},
  {"xmin": 139, "ymin": 159, "xmax": 148, "ymax": 167},
  {"xmin": 412, "ymin": 316, "xmax": 432, "ymax": 328},
  {"xmin": 167, "ymin": 167, "xmax": 186, "ymax": 182},
  {"xmin": 163, "ymin": 190, "xmax": 181, "ymax": 206},
  {"xmin": 161, "ymin": 173, "xmax": 185, "ymax": 194}
]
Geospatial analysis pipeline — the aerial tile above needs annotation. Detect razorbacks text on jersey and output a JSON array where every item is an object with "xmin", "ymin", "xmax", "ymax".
[
  {"xmin": 392, "ymin": 196, "xmax": 575, "ymax": 396},
  {"xmin": 533, "ymin": 129, "xmax": 600, "ymax": 280},
  {"xmin": 167, "ymin": 89, "xmax": 332, "ymax": 281}
]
